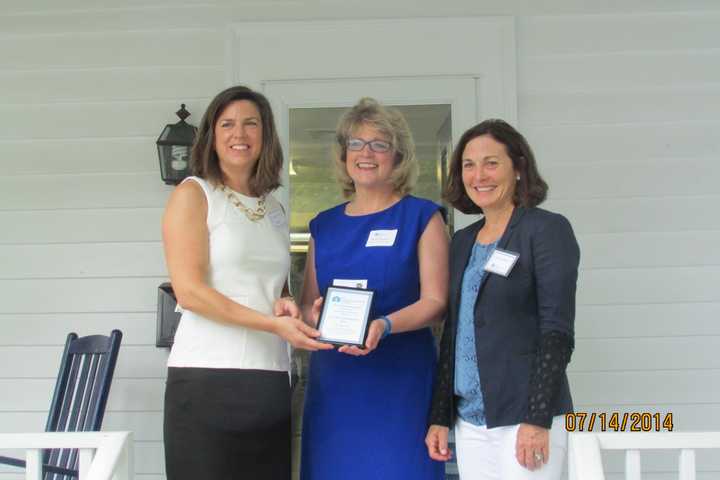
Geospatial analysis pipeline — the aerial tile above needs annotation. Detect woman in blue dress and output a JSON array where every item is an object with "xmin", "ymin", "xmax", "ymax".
[{"xmin": 299, "ymin": 97, "xmax": 449, "ymax": 480}]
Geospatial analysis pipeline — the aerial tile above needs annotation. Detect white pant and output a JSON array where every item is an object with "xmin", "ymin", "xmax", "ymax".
[{"xmin": 454, "ymin": 416, "xmax": 567, "ymax": 480}]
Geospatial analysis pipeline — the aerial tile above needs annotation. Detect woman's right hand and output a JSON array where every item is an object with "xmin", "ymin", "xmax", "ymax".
[
  {"xmin": 425, "ymin": 424, "xmax": 453, "ymax": 462},
  {"xmin": 308, "ymin": 296, "xmax": 324, "ymax": 327},
  {"xmin": 272, "ymin": 315, "xmax": 333, "ymax": 351}
]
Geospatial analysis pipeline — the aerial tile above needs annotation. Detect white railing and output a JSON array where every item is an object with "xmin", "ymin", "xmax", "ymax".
[
  {"xmin": 568, "ymin": 432, "xmax": 720, "ymax": 480},
  {"xmin": 0, "ymin": 431, "xmax": 133, "ymax": 480}
]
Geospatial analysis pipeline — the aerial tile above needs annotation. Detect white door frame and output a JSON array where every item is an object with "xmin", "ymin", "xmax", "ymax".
[
  {"xmin": 263, "ymin": 75, "xmax": 478, "ymax": 229},
  {"xmin": 226, "ymin": 17, "xmax": 518, "ymax": 231}
]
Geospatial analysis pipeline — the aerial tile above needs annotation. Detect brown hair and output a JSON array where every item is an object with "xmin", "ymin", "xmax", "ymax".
[
  {"xmin": 445, "ymin": 119, "xmax": 548, "ymax": 214},
  {"xmin": 333, "ymin": 97, "xmax": 418, "ymax": 198},
  {"xmin": 190, "ymin": 85, "xmax": 283, "ymax": 196}
]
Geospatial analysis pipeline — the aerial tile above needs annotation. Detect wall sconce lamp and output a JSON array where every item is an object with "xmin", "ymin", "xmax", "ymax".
[{"xmin": 156, "ymin": 104, "xmax": 197, "ymax": 185}]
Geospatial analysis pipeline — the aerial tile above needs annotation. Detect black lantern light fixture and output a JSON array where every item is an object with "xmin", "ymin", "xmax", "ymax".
[{"xmin": 156, "ymin": 104, "xmax": 197, "ymax": 185}]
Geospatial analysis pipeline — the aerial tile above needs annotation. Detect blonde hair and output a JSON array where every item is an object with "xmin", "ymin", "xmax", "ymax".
[{"xmin": 333, "ymin": 97, "xmax": 418, "ymax": 198}]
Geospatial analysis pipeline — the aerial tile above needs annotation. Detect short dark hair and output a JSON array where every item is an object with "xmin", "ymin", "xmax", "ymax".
[
  {"xmin": 190, "ymin": 85, "xmax": 283, "ymax": 196},
  {"xmin": 445, "ymin": 119, "xmax": 548, "ymax": 214}
]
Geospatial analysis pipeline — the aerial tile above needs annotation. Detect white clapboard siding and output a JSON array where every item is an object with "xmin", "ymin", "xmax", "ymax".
[
  {"xmin": 518, "ymin": 14, "xmax": 720, "ymax": 471},
  {"xmin": 0, "ymin": 100, "xmax": 210, "ymax": 140},
  {"xmin": 1, "ymin": 6, "xmax": 718, "ymax": 480},
  {"xmin": 525, "ymin": 121, "xmax": 720, "ymax": 165},
  {"xmin": 0, "ymin": 277, "xmax": 163, "ymax": 314},
  {"xmin": 0, "ymin": 345, "xmax": 167, "ymax": 379},
  {"xmin": 0, "ymin": 242, "xmax": 166, "ymax": 279},
  {"xmin": 0, "ymin": 208, "xmax": 163, "ymax": 243},
  {"xmin": 1, "ymin": 174, "xmax": 170, "ymax": 210},
  {"xmin": 570, "ymin": 370, "xmax": 720, "ymax": 405},
  {"xmin": 578, "ymin": 266, "xmax": 720, "ymax": 305},
  {"xmin": 576, "ymin": 303, "xmax": 720, "ymax": 338},
  {"xmin": 570, "ymin": 337, "xmax": 720, "ymax": 372},
  {"xmin": 522, "ymin": 50, "xmax": 720, "ymax": 91},
  {"xmin": 518, "ymin": 12, "xmax": 720, "ymax": 55},
  {"xmin": 521, "ymin": 87, "xmax": 720, "ymax": 126},
  {"xmin": 0, "ymin": 174, "xmax": 171, "ymax": 210},
  {"xmin": 0, "ymin": 378, "xmax": 164, "ymax": 411},
  {"xmin": 0, "ymin": 3, "xmax": 302, "ymax": 34},
  {"xmin": 0, "ymin": 138, "xmax": 159, "ymax": 175},
  {"xmin": 0, "ymin": 66, "xmax": 224, "ymax": 103},
  {"xmin": 544, "ymin": 158, "xmax": 720, "ymax": 199},
  {"xmin": 0, "ymin": 313, "xmax": 157, "ymax": 346},
  {"xmin": 0, "ymin": 30, "xmax": 222, "ymax": 69},
  {"xmin": 545, "ymin": 196, "xmax": 720, "ymax": 234},
  {"xmin": 577, "ymin": 231, "xmax": 720, "ymax": 269}
]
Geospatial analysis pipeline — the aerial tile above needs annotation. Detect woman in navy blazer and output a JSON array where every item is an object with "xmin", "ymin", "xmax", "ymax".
[{"xmin": 426, "ymin": 120, "xmax": 579, "ymax": 479}]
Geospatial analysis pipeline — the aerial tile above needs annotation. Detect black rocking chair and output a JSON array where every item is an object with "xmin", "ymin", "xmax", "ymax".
[{"xmin": 0, "ymin": 330, "xmax": 123, "ymax": 479}]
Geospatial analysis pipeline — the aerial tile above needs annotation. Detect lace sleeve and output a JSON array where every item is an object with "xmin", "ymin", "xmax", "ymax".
[
  {"xmin": 429, "ymin": 318, "xmax": 454, "ymax": 427},
  {"xmin": 524, "ymin": 330, "xmax": 573, "ymax": 428}
]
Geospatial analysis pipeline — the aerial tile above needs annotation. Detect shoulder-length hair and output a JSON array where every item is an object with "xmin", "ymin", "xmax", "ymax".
[
  {"xmin": 334, "ymin": 97, "xmax": 418, "ymax": 198},
  {"xmin": 190, "ymin": 85, "xmax": 283, "ymax": 196},
  {"xmin": 445, "ymin": 119, "xmax": 548, "ymax": 214}
]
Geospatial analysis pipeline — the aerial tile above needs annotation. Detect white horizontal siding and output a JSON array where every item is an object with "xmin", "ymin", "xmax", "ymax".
[
  {"xmin": 0, "ymin": 5, "xmax": 718, "ymax": 480},
  {"xmin": 0, "ymin": 66, "xmax": 224, "ymax": 104},
  {"xmin": 0, "ymin": 209, "xmax": 163, "ymax": 243},
  {"xmin": 0, "ymin": 100, "xmax": 211, "ymax": 140},
  {"xmin": 0, "ymin": 138, "xmax": 160, "ymax": 175},
  {"xmin": 0, "ymin": 313, "xmax": 156, "ymax": 345},
  {"xmin": 524, "ymin": 121, "xmax": 720, "ymax": 164},
  {"xmin": 518, "ymin": 12, "xmax": 720, "ymax": 55},
  {"xmin": 518, "ymin": 14, "xmax": 720, "ymax": 478},
  {"xmin": 0, "ymin": 29, "xmax": 222, "ymax": 69}
]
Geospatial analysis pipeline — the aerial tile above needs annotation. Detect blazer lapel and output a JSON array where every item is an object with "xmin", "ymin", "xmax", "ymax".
[{"xmin": 473, "ymin": 207, "xmax": 527, "ymax": 311}]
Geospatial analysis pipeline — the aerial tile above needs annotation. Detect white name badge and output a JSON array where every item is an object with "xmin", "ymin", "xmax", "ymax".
[
  {"xmin": 333, "ymin": 278, "xmax": 368, "ymax": 289},
  {"xmin": 366, "ymin": 229, "xmax": 398, "ymax": 247},
  {"xmin": 267, "ymin": 208, "xmax": 287, "ymax": 228},
  {"xmin": 484, "ymin": 248, "xmax": 520, "ymax": 277}
]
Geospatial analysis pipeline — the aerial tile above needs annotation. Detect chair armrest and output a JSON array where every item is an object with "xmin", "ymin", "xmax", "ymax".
[{"xmin": 0, "ymin": 455, "xmax": 25, "ymax": 468}]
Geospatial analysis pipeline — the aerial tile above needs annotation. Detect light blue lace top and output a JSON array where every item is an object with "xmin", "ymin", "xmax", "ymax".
[{"xmin": 454, "ymin": 240, "xmax": 497, "ymax": 426}]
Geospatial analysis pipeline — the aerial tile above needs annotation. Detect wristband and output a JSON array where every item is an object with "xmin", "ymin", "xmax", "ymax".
[{"xmin": 380, "ymin": 315, "xmax": 393, "ymax": 339}]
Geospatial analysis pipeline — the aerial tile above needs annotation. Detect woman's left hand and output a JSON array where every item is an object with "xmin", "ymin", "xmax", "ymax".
[
  {"xmin": 338, "ymin": 318, "xmax": 386, "ymax": 356},
  {"xmin": 273, "ymin": 296, "xmax": 301, "ymax": 319},
  {"xmin": 515, "ymin": 423, "xmax": 549, "ymax": 470}
]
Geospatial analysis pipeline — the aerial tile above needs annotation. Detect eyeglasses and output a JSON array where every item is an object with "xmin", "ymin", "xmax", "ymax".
[{"xmin": 347, "ymin": 138, "xmax": 392, "ymax": 153}]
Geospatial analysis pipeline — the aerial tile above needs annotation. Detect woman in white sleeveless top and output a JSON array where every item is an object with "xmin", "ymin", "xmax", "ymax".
[{"xmin": 162, "ymin": 85, "xmax": 332, "ymax": 480}]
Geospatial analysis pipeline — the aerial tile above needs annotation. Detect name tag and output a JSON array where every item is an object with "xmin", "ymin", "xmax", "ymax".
[
  {"xmin": 267, "ymin": 208, "xmax": 287, "ymax": 228},
  {"xmin": 366, "ymin": 229, "xmax": 397, "ymax": 247},
  {"xmin": 484, "ymin": 248, "xmax": 519, "ymax": 277},
  {"xmin": 333, "ymin": 279, "xmax": 368, "ymax": 289}
]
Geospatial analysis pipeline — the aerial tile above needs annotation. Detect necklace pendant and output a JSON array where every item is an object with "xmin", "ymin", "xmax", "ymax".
[{"xmin": 222, "ymin": 186, "xmax": 267, "ymax": 222}]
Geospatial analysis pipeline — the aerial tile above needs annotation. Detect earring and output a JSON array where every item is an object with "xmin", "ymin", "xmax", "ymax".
[{"xmin": 516, "ymin": 175, "xmax": 520, "ymax": 181}]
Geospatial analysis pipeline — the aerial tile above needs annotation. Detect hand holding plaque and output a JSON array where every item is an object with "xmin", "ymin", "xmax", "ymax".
[{"xmin": 316, "ymin": 286, "xmax": 374, "ymax": 347}]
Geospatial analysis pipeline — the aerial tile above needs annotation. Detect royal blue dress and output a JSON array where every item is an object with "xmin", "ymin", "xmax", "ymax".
[{"xmin": 301, "ymin": 196, "xmax": 445, "ymax": 480}]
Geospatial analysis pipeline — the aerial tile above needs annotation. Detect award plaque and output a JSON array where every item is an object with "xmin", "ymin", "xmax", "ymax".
[{"xmin": 317, "ymin": 286, "xmax": 374, "ymax": 347}]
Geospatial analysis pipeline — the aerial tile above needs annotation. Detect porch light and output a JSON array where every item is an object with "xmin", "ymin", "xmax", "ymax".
[{"xmin": 156, "ymin": 104, "xmax": 197, "ymax": 185}]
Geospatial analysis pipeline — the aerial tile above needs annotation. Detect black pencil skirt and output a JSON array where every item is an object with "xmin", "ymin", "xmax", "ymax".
[{"xmin": 164, "ymin": 367, "xmax": 291, "ymax": 480}]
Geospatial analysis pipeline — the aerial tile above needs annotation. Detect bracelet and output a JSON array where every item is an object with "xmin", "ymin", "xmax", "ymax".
[{"xmin": 379, "ymin": 315, "xmax": 392, "ymax": 339}]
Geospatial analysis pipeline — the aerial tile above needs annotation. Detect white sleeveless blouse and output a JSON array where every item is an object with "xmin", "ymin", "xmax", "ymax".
[{"xmin": 167, "ymin": 176, "xmax": 291, "ymax": 372}]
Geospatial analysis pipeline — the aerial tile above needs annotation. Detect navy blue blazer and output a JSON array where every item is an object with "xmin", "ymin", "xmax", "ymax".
[{"xmin": 429, "ymin": 206, "xmax": 580, "ymax": 428}]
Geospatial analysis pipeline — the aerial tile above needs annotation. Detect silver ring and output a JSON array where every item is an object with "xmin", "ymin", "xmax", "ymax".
[{"xmin": 534, "ymin": 452, "xmax": 544, "ymax": 462}]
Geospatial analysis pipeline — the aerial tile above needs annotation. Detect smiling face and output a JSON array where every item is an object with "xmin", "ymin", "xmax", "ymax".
[
  {"xmin": 213, "ymin": 100, "xmax": 263, "ymax": 177},
  {"xmin": 461, "ymin": 134, "xmax": 518, "ymax": 213},
  {"xmin": 344, "ymin": 124, "xmax": 396, "ymax": 192}
]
